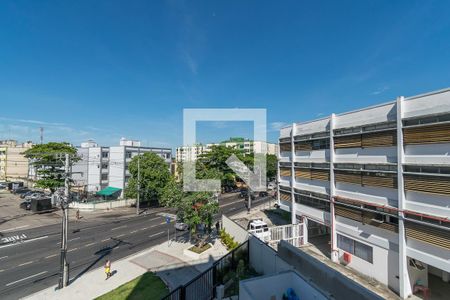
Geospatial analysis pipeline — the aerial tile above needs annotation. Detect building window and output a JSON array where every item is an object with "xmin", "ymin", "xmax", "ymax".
[
  {"xmin": 101, "ymin": 163, "xmax": 108, "ymax": 169},
  {"xmin": 101, "ymin": 174, "xmax": 108, "ymax": 181},
  {"xmin": 102, "ymin": 151, "xmax": 109, "ymax": 158},
  {"xmin": 126, "ymin": 151, "xmax": 132, "ymax": 158},
  {"xmin": 337, "ymin": 234, "xmax": 373, "ymax": 263}
]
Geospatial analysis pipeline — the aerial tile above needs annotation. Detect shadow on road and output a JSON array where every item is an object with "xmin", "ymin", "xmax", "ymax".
[{"xmin": 69, "ymin": 237, "xmax": 131, "ymax": 285}]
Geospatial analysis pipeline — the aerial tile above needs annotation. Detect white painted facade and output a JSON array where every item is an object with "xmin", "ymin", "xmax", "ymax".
[
  {"xmin": 73, "ymin": 139, "xmax": 171, "ymax": 196},
  {"xmin": 278, "ymin": 88, "xmax": 450, "ymax": 298},
  {"xmin": 175, "ymin": 140, "xmax": 278, "ymax": 162}
]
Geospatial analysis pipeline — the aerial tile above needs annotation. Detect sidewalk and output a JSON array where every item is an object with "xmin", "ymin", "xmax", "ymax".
[{"xmin": 24, "ymin": 234, "xmax": 228, "ymax": 300}]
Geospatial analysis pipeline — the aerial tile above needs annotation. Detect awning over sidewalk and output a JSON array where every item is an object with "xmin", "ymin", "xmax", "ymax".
[{"xmin": 96, "ymin": 186, "xmax": 122, "ymax": 196}]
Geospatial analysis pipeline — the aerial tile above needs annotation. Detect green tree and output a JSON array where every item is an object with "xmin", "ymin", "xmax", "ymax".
[
  {"xmin": 196, "ymin": 145, "xmax": 245, "ymax": 189},
  {"xmin": 266, "ymin": 154, "xmax": 278, "ymax": 180},
  {"xmin": 23, "ymin": 142, "xmax": 78, "ymax": 193},
  {"xmin": 125, "ymin": 152, "xmax": 171, "ymax": 205}
]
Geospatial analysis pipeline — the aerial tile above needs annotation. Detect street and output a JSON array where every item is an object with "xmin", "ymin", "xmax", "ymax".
[{"xmin": 0, "ymin": 194, "xmax": 272, "ymax": 299}]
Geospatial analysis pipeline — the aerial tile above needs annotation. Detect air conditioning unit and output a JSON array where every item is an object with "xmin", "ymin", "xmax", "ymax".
[{"xmin": 343, "ymin": 252, "xmax": 352, "ymax": 264}]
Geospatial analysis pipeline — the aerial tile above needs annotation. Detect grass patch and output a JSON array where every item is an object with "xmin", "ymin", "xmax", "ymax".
[
  {"xmin": 95, "ymin": 272, "xmax": 168, "ymax": 300},
  {"xmin": 188, "ymin": 243, "xmax": 212, "ymax": 254}
]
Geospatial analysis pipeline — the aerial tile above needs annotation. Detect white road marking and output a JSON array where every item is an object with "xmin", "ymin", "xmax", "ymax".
[
  {"xmin": 0, "ymin": 235, "xmax": 48, "ymax": 249},
  {"xmin": 101, "ymin": 238, "xmax": 110, "ymax": 242},
  {"xmin": 68, "ymin": 247, "xmax": 79, "ymax": 253},
  {"xmin": 159, "ymin": 222, "xmax": 166, "ymax": 225},
  {"xmin": 0, "ymin": 255, "xmax": 8, "ymax": 260},
  {"xmin": 111, "ymin": 225, "xmax": 127, "ymax": 231},
  {"xmin": 149, "ymin": 217, "xmax": 161, "ymax": 222},
  {"xmin": 45, "ymin": 253, "xmax": 58, "ymax": 259},
  {"xmin": 1, "ymin": 225, "xmax": 30, "ymax": 232},
  {"xmin": 0, "ymin": 269, "xmax": 4, "ymax": 273},
  {"xmin": 84, "ymin": 242, "xmax": 96, "ymax": 247},
  {"xmin": 6, "ymin": 271, "xmax": 48, "ymax": 286},
  {"xmin": 18, "ymin": 261, "xmax": 34, "ymax": 267},
  {"xmin": 220, "ymin": 199, "xmax": 243, "ymax": 207},
  {"xmin": 141, "ymin": 227, "xmax": 149, "ymax": 230},
  {"xmin": 130, "ymin": 230, "xmax": 138, "ymax": 234},
  {"xmin": 149, "ymin": 231, "xmax": 164, "ymax": 238},
  {"xmin": 116, "ymin": 234, "xmax": 125, "ymax": 238},
  {"xmin": 68, "ymin": 237, "xmax": 80, "ymax": 242}
]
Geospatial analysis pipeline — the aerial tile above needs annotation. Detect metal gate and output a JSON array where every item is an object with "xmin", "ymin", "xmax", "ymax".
[{"xmin": 249, "ymin": 223, "xmax": 304, "ymax": 248}]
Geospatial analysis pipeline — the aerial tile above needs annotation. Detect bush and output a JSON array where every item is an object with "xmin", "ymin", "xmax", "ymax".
[{"xmin": 219, "ymin": 229, "xmax": 239, "ymax": 250}]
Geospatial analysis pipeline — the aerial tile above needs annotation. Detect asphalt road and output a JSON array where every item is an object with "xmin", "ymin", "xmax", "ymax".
[{"xmin": 0, "ymin": 193, "xmax": 272, "ymax": 299}]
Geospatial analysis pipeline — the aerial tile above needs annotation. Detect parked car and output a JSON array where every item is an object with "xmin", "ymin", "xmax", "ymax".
[
  {"xmin": 175, "ymin": 221, "xmax": 189, "ymax": 231},
  {"xmin": 25, "ymin": 192, "xmax": 47, "ymax": 200},
  {"xmin": 259, "ymin": 191, "xmax": 269, "ymax": 197},
  {"xmin": 20, "ymin": 199, "xmax": 32, "ymax": 210},
  {"xmin": 13, "ymin": 187, "xmax": 30, "ymax": 195},
  {"xmin": 239, "ymin": 189, "xmax": 256, "ymax": 200},
  {"xmin": 0, "ymin": 183, "xmax": 7, "ymax": 190},
  {"xmin": 20, "ymin": 190, "xmax": 44, "ymax": 199}
]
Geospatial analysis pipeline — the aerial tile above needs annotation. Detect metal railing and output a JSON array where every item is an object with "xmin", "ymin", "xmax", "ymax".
[{"xmin": 161, "ymin": 240, "xmax": 249, "ymax": 300}]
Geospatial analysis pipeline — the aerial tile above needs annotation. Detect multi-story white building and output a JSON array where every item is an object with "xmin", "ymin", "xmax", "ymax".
[
  {"xmin": 72, "ymin": 138, "xmax": 171, "ymax": 196},
  {"xmin": 0, "ymin": 140, "xmax": 33, "ymax": 182},
  {"xmin": 277, "ymin": 88, "xmax": 450, "ymax": 299},
  {"xmin": 176, "ymin": 138, "xmax": 278, "ymax": 162}
]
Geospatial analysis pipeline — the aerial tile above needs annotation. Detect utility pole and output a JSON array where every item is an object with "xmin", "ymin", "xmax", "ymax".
[
  {"xmin": 40, "ymin": 127, "xmax": 44, "ymax": 144},
  {"xmin": 58, "ymin": 153, "xmax": 70, "ymax": 288},
  {"xmin": 136, "ymin": 147, "xmax": 140, "ymax": 215}
]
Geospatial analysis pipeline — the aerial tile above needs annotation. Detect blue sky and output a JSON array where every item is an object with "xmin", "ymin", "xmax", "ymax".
[{"xmin": 1, "ymin": 0, "xmax": 450, "ymax": 150}]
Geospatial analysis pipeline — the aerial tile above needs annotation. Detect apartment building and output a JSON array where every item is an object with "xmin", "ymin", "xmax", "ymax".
[
  {"xmin": 277, "ymin": 88, "xmax": 450, "ymax": 299},
  {"xmin": 0, "ymin": 140, "xmax": 33, "ymax": 181},
  {"xmin": 72, "ymin": 138, "xmax": 172, "ymax": 195},
  {"xmin": 176, "ymin": 138, "xmax": 278, "ymax": 162}
]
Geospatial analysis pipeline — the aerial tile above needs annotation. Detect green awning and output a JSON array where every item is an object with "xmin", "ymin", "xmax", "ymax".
[{"xmin": 96, "ymin": 186, "xmax": 122, "ymax": 196}]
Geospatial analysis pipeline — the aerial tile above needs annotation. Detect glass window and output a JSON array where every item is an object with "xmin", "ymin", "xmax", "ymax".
[
  {"xmin": 101, "ymin": 151, "xmax": 109, "ymax": 158},
  {"xmin": 354, "ymin": 241, "xmax": 373, "ymax": 263},
  {"xmin": 101, "ymin": 174, "xmax": 108, "ymax": 180},
  {"xmin": 337, "ymin": 234, "xmax": 354, "ymax": 254}
]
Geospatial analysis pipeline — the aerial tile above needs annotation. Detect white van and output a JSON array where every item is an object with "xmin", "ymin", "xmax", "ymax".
[{"xmin": 248, "ymin": 219, "xmax": 270, "ymax": 241}]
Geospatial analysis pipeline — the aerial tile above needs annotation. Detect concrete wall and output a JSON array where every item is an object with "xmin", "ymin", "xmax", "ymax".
[
  {"xmin": 335, "ymin": 147, "xmax": 397, "ymax": 164},
  {"xmin": 221, "ymin": 214, "xmax": 249, "ymax": 244},
  {"xmin": 403, "ymin": 88, "xmax": 450, "ymax": 119},
  {"xmin": 69, "ymin": 198, "xmax": 136, "ymax": 211},
  {"xmin": 334, "ymin": 102, "xmax": 396, "ymax": 129},
  {"xmin": 294, "ymin": 178, "xmax": 329, "ymax": 195},
  {"xmin": 295, "ymin": 149, "xmax": 330, "ymax": 163},
  {"xmin": 335, "ymin": 182, "xmax": 398, "ymax": 207},
  {"xmin": 249, "ymin": 236, "xmax": 292, "ymax": 275},
  {"xmin": 239, "ymin": 270, "xmax": 328, "ymax": 300},
  {"xmin": 294, "ymin": 117, "xmax": 330, "ymax": 136},
  {"xmin": 278, "ymin": 241, "xmax": 384, "ymax": 300}
]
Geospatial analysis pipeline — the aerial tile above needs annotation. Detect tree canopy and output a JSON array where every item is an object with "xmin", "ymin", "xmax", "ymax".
[
  {"xmin": 125, "ymin": 152, "xmax": 171, "ymax": 205},
  {"xmin": 23, "ymin": 142, "xmax": 78, "ymax": 192}
]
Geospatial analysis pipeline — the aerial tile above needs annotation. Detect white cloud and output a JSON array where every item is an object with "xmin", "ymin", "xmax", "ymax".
[
  {"xmin": 371, "ymin": 86, "xmax": 390, "ymax": 95},
  {"xmin": 269, "ymin": 122, "xmax": 287, "ymax": 132}
]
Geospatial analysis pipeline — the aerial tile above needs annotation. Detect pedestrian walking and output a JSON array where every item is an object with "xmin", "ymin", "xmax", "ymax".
[
  {"xmin": 215, "ymin": 221, "xmax": 220, "ymax": 233},
  {"xmin": 104, "ymin": 260, "xmax": 112, "ymax": 280},
  {"xmin": 76, "ymin": 209, "xmax": 80, "ymax": 221}
]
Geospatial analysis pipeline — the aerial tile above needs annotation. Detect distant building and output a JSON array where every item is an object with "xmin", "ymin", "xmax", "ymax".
[
  {"xmin": 72, "ymin": 138, "xmax": 172, "ymax": 196},
  {"xmin": 0, "ymin": 140, "xmax": 33, "ymax": 182},
  {"xmin": 176, "ymin": 138, "xmax": 278, "ymax": 163}
]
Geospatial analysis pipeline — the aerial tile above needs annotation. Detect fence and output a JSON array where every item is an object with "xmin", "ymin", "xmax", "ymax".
[
  {"xmin": 160, "ymin": 240, "xmax": 249, "ymax": 300},
  {"xmin": 69, "ymin": 198, "xmax": 136, "ymax": 211},
  {"xmin": 249, "ymin": 223, "xmax": 304, "ymax": 249}
]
